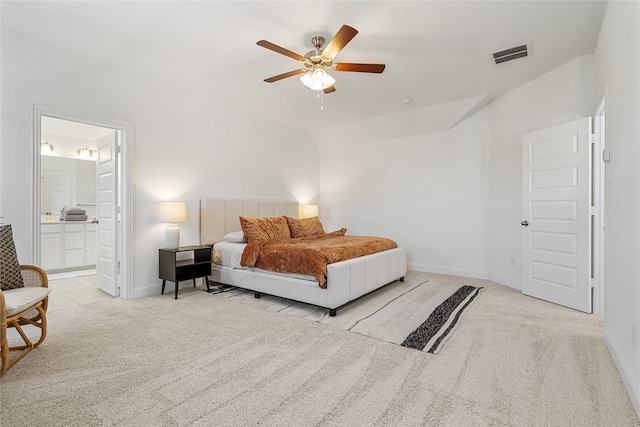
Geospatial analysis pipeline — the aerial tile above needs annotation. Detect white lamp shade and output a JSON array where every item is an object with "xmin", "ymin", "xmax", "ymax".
[
  {"xmin": 159, "ymin": 201, "xmax": 186, "ymax": 223},
  {"xmin": 298, "ymin": 204, "xmax": 319, "ymax": 219}
]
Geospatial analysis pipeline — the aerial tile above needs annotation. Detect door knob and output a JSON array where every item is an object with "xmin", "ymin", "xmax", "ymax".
[{"xmin": 521, "ymin": 220, "xmax": 529, "ymax": 226}]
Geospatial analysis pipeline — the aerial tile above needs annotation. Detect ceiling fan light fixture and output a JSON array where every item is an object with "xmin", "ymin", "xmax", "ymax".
[
  {"xmin": 300, "ymin": 67, "xmax": 335, "ymax": 91},
  {"xmin": 313, "ymin": 68, "xmax": 326, "ymax": 81}
]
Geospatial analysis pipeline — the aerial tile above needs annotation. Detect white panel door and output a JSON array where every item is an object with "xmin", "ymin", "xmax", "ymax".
[
  {"xmin": 521, "ymin": 117, "xmax": 592, "ymax": 312},
  {"xmin": 96, "ymin": 131, "xmax": 119, "ymax": 297}
]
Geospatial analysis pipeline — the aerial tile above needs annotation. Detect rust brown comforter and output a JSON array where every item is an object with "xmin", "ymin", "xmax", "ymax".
[{"xmin": 240, "ymin": 235, "xmax": 398, "ymax": 289}]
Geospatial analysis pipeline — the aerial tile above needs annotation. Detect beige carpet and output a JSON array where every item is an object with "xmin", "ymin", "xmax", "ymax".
[{"xmin": 1, "ymin": 272, "xmax": 638, "ymax": 426}]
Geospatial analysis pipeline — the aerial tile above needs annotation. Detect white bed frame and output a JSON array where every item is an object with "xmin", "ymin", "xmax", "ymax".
[{"xmin": 200, "ymin": 199, "xmax": 407, "ymax": 316}]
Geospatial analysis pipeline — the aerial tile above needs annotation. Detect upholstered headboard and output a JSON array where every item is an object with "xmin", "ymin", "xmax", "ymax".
[{"xmin": 200, "ymin": 199, "xmax": 298, "ymax": 245}]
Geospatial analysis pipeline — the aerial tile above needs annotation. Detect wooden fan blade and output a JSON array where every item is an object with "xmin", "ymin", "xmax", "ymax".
[
  {"xmin": 322, "ymin": 25, "xmax": 358, "ymax": 59},
  {"xmin": 334, "ymin": 63, "xmax": 386, "ymax": 73},
  {"xmin": 257, "ymin": 40, "xmax": 306, "ymax": 62},
  {"xmin": 264, "ymin": 69, "xmax": 306, "ymax": 83},
  {"xmin": 323, "ymin": 85, "xmax": 336, "ymax": 94}
]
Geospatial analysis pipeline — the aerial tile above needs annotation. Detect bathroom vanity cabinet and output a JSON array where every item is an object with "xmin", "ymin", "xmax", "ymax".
[{"xmin": 41, "ymin": 221, "xmax": 97, "ymax": 271}]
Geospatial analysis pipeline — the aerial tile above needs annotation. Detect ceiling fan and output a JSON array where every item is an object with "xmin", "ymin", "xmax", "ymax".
[{"xmin": 257, "ymin": 25, "xmax": 385, "ymax": 100}]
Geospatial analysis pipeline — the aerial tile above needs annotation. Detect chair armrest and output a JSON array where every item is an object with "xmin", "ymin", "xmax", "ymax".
[
  {"xmin": 20, "ymin": 265, "xmax": 49, "ymax": 289},
  {"xmin": 0, "ymin": 290, "xmax": 6, "ymax": 351},
  {"xmin": 0, "ymin": 289, "xmax": 6, "ymax": 322}
]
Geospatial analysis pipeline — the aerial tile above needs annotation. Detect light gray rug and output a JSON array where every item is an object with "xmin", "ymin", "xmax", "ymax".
[
  {"xmin": 1, "ymin": 272, "xmax": 638, "ymax": 426},
  {"xmin": 207, "ymin": 276, "xmax": 481, "ymax": 354}
]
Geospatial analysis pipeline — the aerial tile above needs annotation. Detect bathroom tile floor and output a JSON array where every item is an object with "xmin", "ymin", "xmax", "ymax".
[{"xmin": 47, "ymin": 269, "xmax": 114, "ymax": 312}]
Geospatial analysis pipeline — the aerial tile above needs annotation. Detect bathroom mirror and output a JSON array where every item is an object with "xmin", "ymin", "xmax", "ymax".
[{"xmin": 41, "ymin": 155, "xmax": 96, "ymax": 219}]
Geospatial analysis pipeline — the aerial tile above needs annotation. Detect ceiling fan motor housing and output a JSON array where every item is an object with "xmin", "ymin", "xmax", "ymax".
[
  {"xmin": 304, "ymin": 36, "xmax": 333, "ymax": 68},
  {"xmin": 311, "ymin": 36, "xmax": 325, "ymax": 49}
]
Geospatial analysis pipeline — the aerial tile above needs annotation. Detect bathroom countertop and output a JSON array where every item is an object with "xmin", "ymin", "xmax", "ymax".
[{"xmin": 41, "ymin": 220, "xmax": 97, "ymax": 224}]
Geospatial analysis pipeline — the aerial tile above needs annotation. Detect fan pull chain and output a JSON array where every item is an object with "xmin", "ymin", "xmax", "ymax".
[{"xmin": 318, "ymin": 90, "xmax": 324, "ymax": 111}]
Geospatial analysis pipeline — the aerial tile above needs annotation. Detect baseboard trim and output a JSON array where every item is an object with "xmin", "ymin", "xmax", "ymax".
[
  {"xmin": 487, "ymin": 272, "xmax": 521, "ymax": 290},
  {"xmin": 605, "ymin": 334, "xmax": 640, "ymax": 419},
  {"xmin": 408, "ymin": 263, "xmax": 489, "ymax": 280},
  {"xmin": 132, "ymin": 283, "xmax": 163, "ymax": 299},
  {"xmin": 407, "ymin": 264, "xmax": 522, "ymax": 290},
  {"xmin": 132, "ymin": 279, "xmax": 209, "ymax": 299}
]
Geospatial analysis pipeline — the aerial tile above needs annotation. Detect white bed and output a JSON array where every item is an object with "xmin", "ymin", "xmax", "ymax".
[{"xmin": 200, "ymin": 198, "xmax": 407, "ymax": 316}]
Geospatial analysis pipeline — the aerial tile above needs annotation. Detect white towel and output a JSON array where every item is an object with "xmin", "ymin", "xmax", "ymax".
[
  {"xmin": 63, "ymin": 214, "xmax": 88, "ymax": 221},
  {"xmin": 61, "ymin": 206, "xmax": 86, "ymax": 215}
]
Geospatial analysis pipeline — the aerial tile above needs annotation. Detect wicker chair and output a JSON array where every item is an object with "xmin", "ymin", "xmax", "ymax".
[
  {"xmin": 1, "ymin": 263, "xmax": 51, "ymax": 376},
  {"xmin": 0, "ymin": 265, "xmax": 50, "ymax": 376}
]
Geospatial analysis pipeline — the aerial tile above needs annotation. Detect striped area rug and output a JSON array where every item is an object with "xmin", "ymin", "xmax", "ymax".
[
  {"xmin": 209, "ymin": 274, "xmax": 481, "ymax": 354},
  {"xmin": 319, "ymin": 279, "xmax": 481, "ymax": 354}
]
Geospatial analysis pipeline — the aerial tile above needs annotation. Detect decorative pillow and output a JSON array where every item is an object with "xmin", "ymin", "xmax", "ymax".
[
  {"xmin": 286, "ymin": 216, "xmax": 325, "ymax": 238},
  {"xmin": 223, "ymin": 231, "xmax": 247, "ymax": 243},
  {"xmin": 0, "ymin": 225, "xmax": 25, "ymax": 291},
  {"xmin": 239, "ymin": 216, "xmax": 291, "ymax": 243},
  {"xmin": 212, "ymin": 249, "xmax": 223, "ymax": 265},
  {"xmin": 325, "ymin": 228, "xmax": 347, "ymax": 237}
]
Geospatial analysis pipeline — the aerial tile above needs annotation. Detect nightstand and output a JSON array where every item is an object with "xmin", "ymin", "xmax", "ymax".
[{"xmin": 159, "ymin": 245, "xmax": 212, "ymax": 299}]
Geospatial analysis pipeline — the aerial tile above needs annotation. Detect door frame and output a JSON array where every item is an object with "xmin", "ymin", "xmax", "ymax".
[
  {"xmin": 32, "ymin": 104, "xmax": 134, "ymax": 299},
  {"xmin": 593, "ymin": 98, "xmax": 606, "ymax": 315}
]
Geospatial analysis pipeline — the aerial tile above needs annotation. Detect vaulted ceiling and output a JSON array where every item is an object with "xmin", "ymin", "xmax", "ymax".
[{"xmin": 2, "ymin": 1, "xmax": 607, "ymax": 132}]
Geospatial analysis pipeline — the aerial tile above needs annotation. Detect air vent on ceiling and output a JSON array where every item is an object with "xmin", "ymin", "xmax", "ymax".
[{"xmin": 492, "ymin": 42, "xmax": 531, "ymax": 64}]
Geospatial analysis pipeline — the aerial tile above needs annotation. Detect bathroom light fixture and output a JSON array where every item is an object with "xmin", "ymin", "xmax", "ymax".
[
  {"xmin": 159, "ymin": 201, "xmax": 186, "ymax": 249},
  {"xmin": 77, "ymin": 146, "xmax": 92, "ymax": 158},
  {"xmin": 41, "ymin": 141, "xmax": 54, "ymax": 154}
]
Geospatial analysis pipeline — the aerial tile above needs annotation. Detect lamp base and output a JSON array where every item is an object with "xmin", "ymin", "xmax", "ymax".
[{"xmin": 166, "ymin": 224, "xmax": 180, "ymax": 249}]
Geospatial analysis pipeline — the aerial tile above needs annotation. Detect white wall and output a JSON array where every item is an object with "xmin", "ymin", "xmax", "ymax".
[
  {"xmin": 318, "ymin": 108, "xmax": 491, "ymax": 278},
  {"xmin": 0, "ymin": 30, "xmax": 319, "ymax": 297},
  {"xmin": 594, "ymin": 0, "xmax": 640, "ymax": 416},
  {"xmin": 317, "ymin": 55, "xmax": 594, "ymax": 286},
  {"xmin": 317, "ymin": 11, "xmax": 639, "ymax": 413},
  {"xmin": 487, "ymin": 55, "xmax": 595, "ymax": 288}
]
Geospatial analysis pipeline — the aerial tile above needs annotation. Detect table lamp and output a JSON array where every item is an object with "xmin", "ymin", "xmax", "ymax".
[
  {"xmin": 159, "ymin": 201, "xmax": 186, "ymax": 249},
  {"xmin": 298, "ymin": 204, "xmax": 319, "ymax": 219}
]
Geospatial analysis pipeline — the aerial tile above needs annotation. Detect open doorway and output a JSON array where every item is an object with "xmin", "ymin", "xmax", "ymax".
[
  {"xmin": 33, "ymin": 105, "xmax": 133, "ymax": 301},
  {"xmin": 40, "ymin": 117, "xmax": 109, "ymax": 273}
]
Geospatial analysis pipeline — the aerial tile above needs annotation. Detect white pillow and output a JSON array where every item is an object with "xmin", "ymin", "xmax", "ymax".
[{"xmin": 223, "ymin": 230, "xmax": 247, "ymax": 243}]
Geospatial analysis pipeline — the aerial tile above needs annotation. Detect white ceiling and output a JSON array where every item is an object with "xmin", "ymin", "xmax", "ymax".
[{"xmin": 2, "ymin": 1, "xmax": 607, "ymax": 132}]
